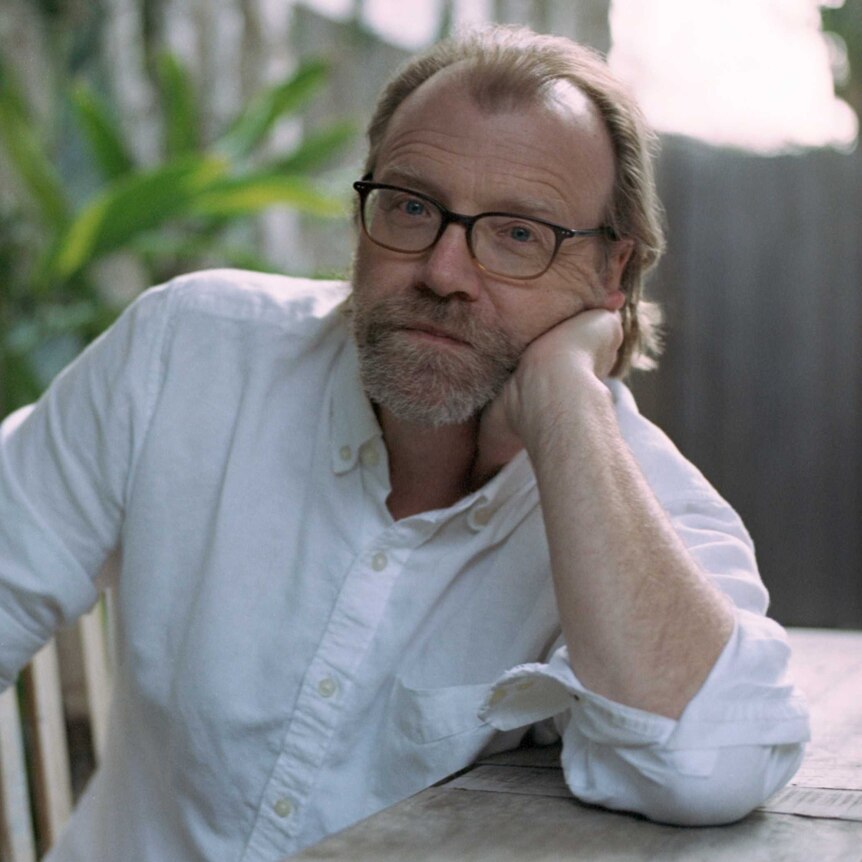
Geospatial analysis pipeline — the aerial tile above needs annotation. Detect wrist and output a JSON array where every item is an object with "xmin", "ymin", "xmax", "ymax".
[{"xmin": 518, "ymin": 363, "xmax": 614, "ymax": 454}]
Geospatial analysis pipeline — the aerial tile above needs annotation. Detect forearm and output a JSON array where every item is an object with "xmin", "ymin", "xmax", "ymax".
[{"xmin": 525, "ymin": 369, "xmax": 734, "ymax": 719}]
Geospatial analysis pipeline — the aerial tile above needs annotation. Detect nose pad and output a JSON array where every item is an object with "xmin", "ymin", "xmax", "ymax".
[{"xmin": 421, "ymin": 224, "xmax": 482, "ymax": 300}]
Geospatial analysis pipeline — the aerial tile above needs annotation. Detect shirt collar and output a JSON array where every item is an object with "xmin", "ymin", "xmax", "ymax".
[{"xmin": 330, "ymin": 334, "xmax": 382, "ymax": 475}]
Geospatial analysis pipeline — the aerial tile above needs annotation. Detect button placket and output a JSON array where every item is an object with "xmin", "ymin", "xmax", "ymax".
[{"xmin": 242, "ymin": 534, "xmax": 411, "ymax": 859}]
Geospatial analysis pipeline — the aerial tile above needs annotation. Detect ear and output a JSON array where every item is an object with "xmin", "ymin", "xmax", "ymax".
[
  {"xmin": 606, "ymin": 238, "xmax": 634, "ymax": 290},
  {"xmin": 600, "ymin": 238, "xmax": 634, "ymax": 311},
  {"xmin": 601, "ymin": 289, "xmax": 626, "ymax": 312}
]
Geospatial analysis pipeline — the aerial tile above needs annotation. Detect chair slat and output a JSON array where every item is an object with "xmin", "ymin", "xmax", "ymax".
[
  {"xmin": 78, "ymin": 602, "xmax": 112, "ymax": 761},
  {"xmin": 21, "ymin": 642, "xmax": 72, "ymax": 849},
  {"xmin": 1, "ymin": 588, "xmax": 113, "ymax": 858},
  {"xmin": 0, "ymin": 686, "xmax": 37, "ymax": 862}
]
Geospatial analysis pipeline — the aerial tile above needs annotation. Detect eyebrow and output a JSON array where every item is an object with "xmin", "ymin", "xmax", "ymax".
[
  {"xmin": 377, "ymin": 165, "xmax": 429, "ymax": 188},
  {"xmin": 376, "ymin": 166, "xmax": 567, "ymax": 224}
]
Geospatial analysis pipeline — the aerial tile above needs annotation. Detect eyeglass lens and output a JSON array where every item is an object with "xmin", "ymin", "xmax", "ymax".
[{"xmin": 362, "ymin": 187, "xmax": 559, "ymax": 279}]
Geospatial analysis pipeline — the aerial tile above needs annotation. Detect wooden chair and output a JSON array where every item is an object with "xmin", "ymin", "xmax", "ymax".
[{"xmin": 0, "ymin": 597, "xmax": 113, "ymax": 862}]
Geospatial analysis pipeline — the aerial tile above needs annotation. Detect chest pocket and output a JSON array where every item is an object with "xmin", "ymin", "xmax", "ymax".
[{"xmin": 391, "ymin": 678, "xmax": 492, "ymax": 743}]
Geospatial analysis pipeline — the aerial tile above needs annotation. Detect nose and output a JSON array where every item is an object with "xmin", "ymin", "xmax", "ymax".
[{"xmin": 419, "ymin": 223, "xmax": 483, "ymax": 301}]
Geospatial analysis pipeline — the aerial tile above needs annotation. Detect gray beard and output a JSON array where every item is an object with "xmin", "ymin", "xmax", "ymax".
[{"xmin": 351, "ymin": 290, "xmax": 521, "ymax": 428}]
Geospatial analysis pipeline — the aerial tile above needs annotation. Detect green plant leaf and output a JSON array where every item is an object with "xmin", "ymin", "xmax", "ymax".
[
  {"xmin": 70, "ymin": 83, "xmax": 136, "ymax": 180},
  {"xmin": 214, "ymin": 58, "xmax": 329, "ymax": 160},
  {"xmin": 186, "ymin": 174, "xmax": 346, "ymax": 218},
  {"xmin": 0, "ymin": 62, "xmax": 69, "ymax": 230},
  {"xmin": 0, "ymin": 55, "xmax": 29, "ymax": 117},
  {"xmin": 4, "ymin": 301, "xmax": 101, "ymax": 355},
  {"xmin": 49, "ymin": 157, "xmax": 229, "ymax": 280},
  {"xmin": 267, "ymin": 121, "xmax": 355, "ymax": 174},
  {"xmin": 130, "ymin": 233, "xmax": 282, "ymax": 274},
  {"xmin": 157, "ymin": 52, "xmax": 199, "ymax": 158},
  {"xmin": 0, "ymin": 350, "xmax": 43, "ymax": 417}
]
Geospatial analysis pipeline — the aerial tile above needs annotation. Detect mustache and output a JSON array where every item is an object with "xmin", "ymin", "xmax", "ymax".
[{"xmin": 359, "ymin": 291, "xmax": 517, "ymax": 360}]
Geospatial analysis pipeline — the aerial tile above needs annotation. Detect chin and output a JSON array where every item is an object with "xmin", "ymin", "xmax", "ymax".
[
  {"xmin": 389, "ymin": 401, "xmax": 479, "ymax": 428},
  {"xmin": 365, "ymin": 373, "xmax": 493, "ymax": 428}
]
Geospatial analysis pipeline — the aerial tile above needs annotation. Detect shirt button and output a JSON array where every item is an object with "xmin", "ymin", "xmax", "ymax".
[
  {"xmin": 274, "ymin": 797, "xmax": 293, "ymax": 818},
  {"xmin": 339, "ymin": 445, "xmax": 352, "ymax": 461},
  {"xmin": 318, "ymin": 677, "xmax": 338, "ymax": 698},
  {"xmin": 359, "ymin": 442, "xmax": 380, "ymax": 467},
  {"xmin": 473, "ymin": 507, "xmax": 493, "ymax": 526},
  {"xmin": 371, "ymin": 552, "xmax": 388, "ymax": 571}
]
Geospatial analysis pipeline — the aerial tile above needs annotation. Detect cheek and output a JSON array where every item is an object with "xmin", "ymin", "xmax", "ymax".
[
  {"xmin": 551, "ymin": 249, "xmax": 607, "ymax": 303},
  {"xmin": 352, "ymin": 240, "xmax": 378, "ymax": 291},
  {"xmin": 353, "ymin": 239, "xmax": 420, "ymax": 300},
  {"xmin": 490, "ymin": 288, "xmax": 582, "ymax": 351}
]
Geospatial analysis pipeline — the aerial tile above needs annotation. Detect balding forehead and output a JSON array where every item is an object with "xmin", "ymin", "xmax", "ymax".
[
  {"xmin": 446, "ymin": 57, "xmax": 598, "ymax": 117},
  {"xmin": 545, "ymin": 78, "xmax": 598, "ymax": 120},
  {"xmin": 429, "ymin": 64, "xmax": 610, "ymax": 156},
  {"xmin": 397, "ymin": 63, "xmax": 604, "ymax": 139}
]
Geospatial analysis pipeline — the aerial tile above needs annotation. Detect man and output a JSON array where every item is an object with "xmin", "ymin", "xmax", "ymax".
[{"xmin": 0, "ymin": 25, "xmax": 808, "ymax": 862}]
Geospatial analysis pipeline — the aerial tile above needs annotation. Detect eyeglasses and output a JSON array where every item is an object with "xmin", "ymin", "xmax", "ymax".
[{"xmin": 353, "ymin": 180, "xmax": 616, "ymax": 280}]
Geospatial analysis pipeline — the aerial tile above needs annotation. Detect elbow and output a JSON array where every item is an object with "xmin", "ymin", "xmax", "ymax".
[
  {"xmin": 568, "ymin": 741, "xmax": 805, "ymax": 827},
  {"xmin": 636, "ymin": 777, "xmax": 765, "ymax": 827},
  {"xmin": 626, "ymin": 743, "xmax": 806, "ymax": 827}
]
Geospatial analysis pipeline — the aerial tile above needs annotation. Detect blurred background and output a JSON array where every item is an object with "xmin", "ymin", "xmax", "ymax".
[{"xmin": 1, "ymin": 0, "xmax": 860, "ymax": 631}]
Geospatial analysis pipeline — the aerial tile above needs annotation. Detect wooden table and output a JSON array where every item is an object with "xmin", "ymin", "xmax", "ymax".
[{"xmin": 293, "ymin": 628, "xmax": 862, "ymax": 861}]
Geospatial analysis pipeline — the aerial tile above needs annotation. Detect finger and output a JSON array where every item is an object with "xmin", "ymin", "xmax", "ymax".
[{"xmin": 573, "ymin": 309, "xmax": 622, "ymax": 377}]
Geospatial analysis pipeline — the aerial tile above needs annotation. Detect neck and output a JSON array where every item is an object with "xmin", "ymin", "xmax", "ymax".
[{"xmin": 379, "ymin": 407, "xmax": 480, "ymax": 520}]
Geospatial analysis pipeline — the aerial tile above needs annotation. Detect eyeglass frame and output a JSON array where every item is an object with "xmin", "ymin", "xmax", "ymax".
[{"xmin": 353, "ymin": 179, "xmax": 618, "ymax": 281}]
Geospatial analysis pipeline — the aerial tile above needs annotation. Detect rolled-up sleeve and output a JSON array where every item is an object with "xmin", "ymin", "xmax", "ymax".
[
  {"xmin": 0, "ymin": 286, "xmax": 172, "ymax": 689},
  {"xmin": 480, "ymin": 616, "xmax": 808, "ymax": 825}
]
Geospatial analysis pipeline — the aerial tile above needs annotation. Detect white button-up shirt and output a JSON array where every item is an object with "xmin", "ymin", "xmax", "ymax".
[{"xmin": 0, "ymin": 270, "xmax": 809, "ymax": 861}]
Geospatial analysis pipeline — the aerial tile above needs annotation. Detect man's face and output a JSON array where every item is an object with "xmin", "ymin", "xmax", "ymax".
[{"xmin": 351, "ymin": 67, "xmax": 627, "ymax": 427}]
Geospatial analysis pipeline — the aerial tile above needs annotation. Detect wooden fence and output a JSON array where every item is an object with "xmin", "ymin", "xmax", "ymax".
[{"xmin": 632, "ymin": 137, "xmax": 862, "ymax": 627}]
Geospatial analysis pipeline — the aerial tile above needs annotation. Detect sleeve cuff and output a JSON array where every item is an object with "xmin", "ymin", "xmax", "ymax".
[
  {"xmin": 479, "ymin": 645, "xmax": 676, "ymax": 747},
  {"xmin": 480, "ymin": 618, "xmax": 811, "ymax": 752}
]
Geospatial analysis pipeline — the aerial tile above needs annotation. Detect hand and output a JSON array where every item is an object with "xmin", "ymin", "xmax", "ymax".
[{"xmin": 473, "ymin": 309, "xmax": 623, "ymax": 480}]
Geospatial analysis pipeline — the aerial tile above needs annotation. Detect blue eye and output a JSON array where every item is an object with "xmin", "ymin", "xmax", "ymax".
[
  {"xmin": 509, "ymin": 225, "xmax": 534, "ymax": 243},
  {"xmin": 402, "ymin": 198, "xmax": 427, "ymax": 216}
]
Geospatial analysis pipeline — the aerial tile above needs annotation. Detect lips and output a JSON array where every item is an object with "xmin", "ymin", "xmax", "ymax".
[{"xmin": 401, "ymin": 323, "xmax": 472, "ymax": 346}]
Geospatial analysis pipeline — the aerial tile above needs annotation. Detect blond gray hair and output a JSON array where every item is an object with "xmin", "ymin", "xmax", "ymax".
[{"xmin": 363, "ymin": 25, "xmax": 665, "ymax": 376}]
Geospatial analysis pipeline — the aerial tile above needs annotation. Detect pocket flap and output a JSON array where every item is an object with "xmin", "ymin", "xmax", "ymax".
[{"xmin": 393, "ymin": 679, "xmax": 492, "ymax": 744}]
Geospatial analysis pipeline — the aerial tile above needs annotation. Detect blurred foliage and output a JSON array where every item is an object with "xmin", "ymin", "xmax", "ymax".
[
  {"xmin": 822, "ymin": 0, "xmax": 862, "ymax": 118},
  {"xmin": 0, "ymin": 45, "xmax": 354, "ymax": 418}
]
